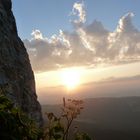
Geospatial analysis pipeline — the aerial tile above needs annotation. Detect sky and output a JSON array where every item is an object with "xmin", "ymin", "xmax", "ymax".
[
  {"xmin": 13, "ymin": 0, "xmax": 140, "ymax": 39},
  {"xmin": 12, "ymin": 0, "xmax": 140, "ymax": 104}
]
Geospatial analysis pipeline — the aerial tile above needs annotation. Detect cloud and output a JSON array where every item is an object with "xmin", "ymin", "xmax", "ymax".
[
  {"xmin": 71, "ymin": 1, "xmax": 86, "ymax": 25},
  {"xmin": 38, "ymin": 74, "xmax": 140, "ymax": 104},
  {"xmin": 99, "ymin": 74, "xmax": 140, "ymax": 84},
  {"xmin": 108, "ymin": 13, "xmax": 140, "ymax": 60},
  {"xmin": 23, "ymin": 2, "xmax": 140, "ymax": 72},
  {"xmin": 31, "ymin": 30, "xmax": 43, "ymax": 39}
]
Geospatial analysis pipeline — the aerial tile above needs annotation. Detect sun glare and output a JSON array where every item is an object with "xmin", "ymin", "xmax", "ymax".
[{"xmin": 60, "ymin": 68, "xmax": 82, "ymax": 90}]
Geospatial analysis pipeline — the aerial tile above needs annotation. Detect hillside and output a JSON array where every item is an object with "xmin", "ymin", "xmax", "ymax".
[{"xmin": 42, "ymin": 96, "xmax": 140, "ymax": 140}]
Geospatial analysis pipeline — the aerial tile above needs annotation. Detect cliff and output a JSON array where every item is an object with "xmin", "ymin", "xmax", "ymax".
[{"xmin": 0, "ymin": 0, "xmax": 43, "ymax": 126}]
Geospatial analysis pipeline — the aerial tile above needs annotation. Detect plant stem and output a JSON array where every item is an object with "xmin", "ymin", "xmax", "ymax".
[{"xmin": 63, "ymin": 117, "xmax": 74, "ymax": 140}]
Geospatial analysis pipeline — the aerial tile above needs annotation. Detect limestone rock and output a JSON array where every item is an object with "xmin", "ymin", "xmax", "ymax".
[{"xmin": 0, "ymin": 0, "xmax": 43, "ymax": 126}]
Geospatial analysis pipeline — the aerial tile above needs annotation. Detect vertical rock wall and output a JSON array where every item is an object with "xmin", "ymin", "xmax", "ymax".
[{"xmin": 0, "ymin": 0, "xmax": 43, "ymax": 126}]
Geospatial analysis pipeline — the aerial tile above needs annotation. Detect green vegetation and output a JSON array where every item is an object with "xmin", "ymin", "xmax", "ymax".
[
  {"xmin": 0, "ymin": 93, "xmax": 92, "ymax": 140},
  {"xmin": 0, "ymin": 94, "xmax": 41, "ymax": 140}
]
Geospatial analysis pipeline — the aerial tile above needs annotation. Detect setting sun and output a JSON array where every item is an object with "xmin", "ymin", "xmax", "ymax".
[{"xmin": 60, "ymin": 68, "xmax": 81, "ymax": 89}]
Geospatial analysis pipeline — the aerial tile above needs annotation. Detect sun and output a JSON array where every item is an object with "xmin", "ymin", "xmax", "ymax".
[{"xmin": 60, "ymin": 68, "xmax": 81, "ymax": 90}]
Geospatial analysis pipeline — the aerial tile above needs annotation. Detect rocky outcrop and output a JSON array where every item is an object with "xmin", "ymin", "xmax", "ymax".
[{"xmin": 0, "ymin": 0, "xmax": 43, "ymax": 126}]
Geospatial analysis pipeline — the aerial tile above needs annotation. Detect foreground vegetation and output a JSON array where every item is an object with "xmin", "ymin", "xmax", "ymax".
[
  {"xmin": 44, "ymin": 97, "xmax": 92, "ymax": 140},
  {"xmin": 0, "ymin": 93, "xmax": 92, "ymax": 140},
  {"xmin": 0, "ymin": 94, "xmax": 42, "ymax": 140}
]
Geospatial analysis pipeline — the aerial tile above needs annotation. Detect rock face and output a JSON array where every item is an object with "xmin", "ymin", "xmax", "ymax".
[{"xmin": 0, "ymin": 0, "xmax": 43, "ymax": 126}]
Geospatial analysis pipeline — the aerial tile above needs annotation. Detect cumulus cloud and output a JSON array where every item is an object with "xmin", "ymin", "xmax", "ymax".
[
  {"xmin": 108, "ymin": 13, "xmax": 140, "ymax": 61},
  {"xmin": 31, "ymin": 30, "xmax": 43, "ymax": 39},
  {"xmin": 24, "ymin": 2, "xmax": 140, "ymax": 72},
  {"xmin": 71, "ymin": 1, "xmax": 86, "ymax": 25}
]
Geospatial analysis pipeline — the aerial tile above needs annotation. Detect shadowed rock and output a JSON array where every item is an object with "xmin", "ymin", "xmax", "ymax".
[{"xmin": 0, "ymin": 0, "xmax": 43, "ymax": 126}]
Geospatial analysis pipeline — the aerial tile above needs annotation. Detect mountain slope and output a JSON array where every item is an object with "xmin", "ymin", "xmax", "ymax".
[{"xmin": 42, "ymin": 97, "xmax": 140, "ymax": 140}]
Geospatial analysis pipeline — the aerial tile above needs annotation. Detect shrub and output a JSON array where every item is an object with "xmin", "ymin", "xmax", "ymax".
[
  {"xmin": 44, "ymin": 98, "xmax": 92, "ymax": 140},
  {"xmin": 0, "ymin": 93, "xmax": 92, "ymax": 140},
  {"xmin": 0, "ymin": 94, "xmax": 41, "ymax": 140}
]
